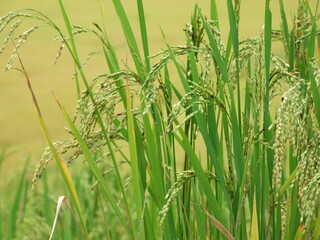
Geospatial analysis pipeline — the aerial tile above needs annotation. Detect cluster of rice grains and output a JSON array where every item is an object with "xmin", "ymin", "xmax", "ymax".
[
  {"xmin": 271, "ymin": 0, "xmax": 320, "ymax": 235},
  {"xmin": 158, "ymin": 170, "xmax": 216, "ymax": 225}
]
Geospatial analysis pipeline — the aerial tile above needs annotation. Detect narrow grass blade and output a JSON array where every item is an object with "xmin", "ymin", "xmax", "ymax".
[
  {"xmin": 54, "ymin": 95, "xmax": 131, "ymax": 234},
  {"xmin": 200, "ymin": 11, "xmax": 228, "ymax": 82},
  {"xmin": 318, "ymin": 37, "xmax": 320, "ymax": 65},
  {"xmin": 99, "ymin": 3, "xmax": 120, "ymax": 70},
  {"xmin": 279, "ymin": 167, "xmax": 298, "ymax": 196},
  {"xmin": 7, "ymin": 158, "xmax": 29, "ymax": 240},
  {"xmin": 125, "ymin": 82, "xmax": 144, "ymax": 239},
  {"xmin": 284, "ymin": 182, "xmax": 299, "ymax": 240},
  {"xmin": 226, "ymin": 0, "xmax": 242, "ymax": 130},
  {"xmin": 294, "ymin": 225, "xmax": 304, "ymax": 240},
  {"xmin": 43, "ymin": 171, "xmax": 53, "ymax": 224},
  {"xmin": 57, "ymin": 0, "xmax": 81, "ymax": 95},
  {"xmin": 289, "ymin": 30, "xmax": 295, "ymax": 70},
  {"xmin": 226, "ymin": 0, "xmax": 239, "ymax": 58},
  {"xmin": 279, "ymin": 0, "xmax": 290, "ymax": 55},
  {"xmin": 309, "ymin": 65, "xmax": 320, "ymax": 126},
  {"xmin": 264, "ymin": 0, "xmax": 272, "ymax": 132},
  {"xmin": 210, "ymin": 0, "xmax": 219, "ymax": 27},
  {"xmin": 308, "ymin": 23, "xmax": 316, "ymax": 59},
  {"xmin": 193, "ymin": 196, "xmax": 206, "ymax": 240},
  {"xmin": 16, "ymin": 55, "xmax": 88, "ymax": 239},
  {"xmin": 250, "ymin": 193, "xmax": 259, "ymax": 240},
  {"xmin": 141, "ymin": 102, "xmax": 165, "ymax": 201},
  {"xmin": 99, "ymin": 4, "xmax": 128, "ymax": 107},
  {"xmin": 314, "ymin": 209, "xmax": 320, "ymax": 239},
  {"xmin": 264, "ymin": 0, "xmax": 272, "ymax": 120},
  {"xmin": 262, "ymin": 1, "xmax": 272, "ymax": 237},
  {"xmin": 111, "ymin": 0, "xmax": 144, "ymax": 76},
  {"xmin": 200, "ymin": 204, "xmax": 235, "ymax": 240},
  {"xmin": 137, "ymin": 0, "xmax": 151, "ymax": 71}
]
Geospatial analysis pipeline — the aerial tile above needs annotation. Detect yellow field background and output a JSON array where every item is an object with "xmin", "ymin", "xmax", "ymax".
[{"xmin": 0, "ymin": 0, "xmax": 300, "ymax": 173}]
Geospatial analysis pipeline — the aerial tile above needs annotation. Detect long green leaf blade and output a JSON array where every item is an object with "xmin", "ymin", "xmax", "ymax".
[{"xmin": 55, "ymin": 97, "xmax": 130, "ymax": 234}]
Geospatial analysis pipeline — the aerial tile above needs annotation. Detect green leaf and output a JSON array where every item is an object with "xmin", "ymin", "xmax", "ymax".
[
  {"xmin": 226, "ymin": 0, "xmax": 239, "ymax": 58},
  {"xmin": 55, "ymin": 97, "xmax": 130, "ymax": 234},
  {"xmin": 314, "ymin": 208, "xmax": 320, "ymax": 239},
  {"xmin": 125, "ymin": 83, "xmax": 144, "ymax": 239},
  {"xmin": 309, "ymin": 64, "xmax": 320, "ymax": 126},
  {"xmin": 137, "ymin": 0, "xmax": 151, "ymax": 71},
  {"xmin": 250, "ymin": 192, "xmax": 259, "ymax": 240},
  {"xmin": 279, "ymin": 0, "xmax": 290, "ymax": 56},
  {"xmin": 111, "ymin": 0, "xmax": 144, "ymax": 76},
  {"xmin": 7, "ymin": 158, "xmax": 29, "ymax": 240}
]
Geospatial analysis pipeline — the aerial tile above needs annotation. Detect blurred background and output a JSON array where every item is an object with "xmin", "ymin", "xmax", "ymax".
[{"xmin": 0, "ymin": 0, "xmax": 300, "ymax": 175}]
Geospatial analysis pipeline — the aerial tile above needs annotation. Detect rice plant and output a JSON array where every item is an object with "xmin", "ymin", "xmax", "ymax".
[{"xmin": 1, "ymin": 0, "xmax": 320, "ymax": 239}]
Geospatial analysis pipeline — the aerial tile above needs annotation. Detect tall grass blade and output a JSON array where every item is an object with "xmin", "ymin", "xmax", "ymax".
[
  {"xmin": 250, "ymin": 193, "xmax": 259, "ymax": 240},
  {"xmin": 308, "ymin": 23, "xmax": 316, "ymax": 59},
  {"xmin": 200, "ymin": 204, "xmax": 235, "ymax": 240},
  {"xmin": 262, "ymin": 1, "xmax": 272, "ymax": 238},
  {"xmin": 16, "ymin": 54, "xmax": 88, "ymax": 238},
  {"xmin": 125, "ymin": 81, "xmax": 144, "ymax": 240},
  {"xmin": 7, "ymin": 158, "xmax": 29, "ymax": 240},
  {"xmin": 42, "ymin": 171, "xmax": 52, "ymax": 224},
  {"xmin": 314, "ymin": 209, "xmax": 320, "ymax": 239},
  {"xmin": 200, "ymin": 11, "xmax": 228, "ymax": 82},
  {"xmin": 54, "ymin": 95, "xmax": 131, "ymax": 234},
  {"xmin": 279, "ymin": 0, "xmax": 290, "ymax": 56},
  {"xmin": 210, "ymin": 0, "xmax": 219, "ymax": 27},
  {"xmin": 226, "ymin": 0, "xmax": 241, "ymax": 130},
  {"xmin": 294, "ymin": 225, "xmax": 304, "ymax": 240},
  {"xmin": 284, "ymin": 183, "xmax": 299, "ymax": 240},
  {"xmin": 136, "ymin": 0, "xmax": 151, "ymax": 71},
  {"xmin": 309, "ymin": 65, "xmax": 320, "ymax": 126},
  {"xmin": 111, "ymin": 0, "xmax": 144, "ymax": 76},
  {"xmin": 226, "ymin": 0, "xmax": 239, "ymax": 58}
]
